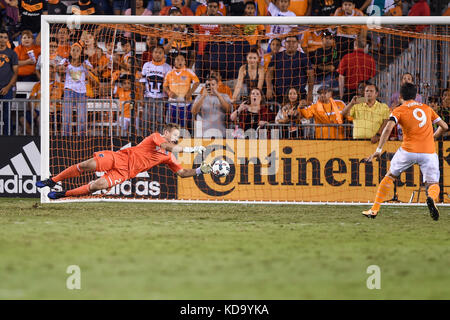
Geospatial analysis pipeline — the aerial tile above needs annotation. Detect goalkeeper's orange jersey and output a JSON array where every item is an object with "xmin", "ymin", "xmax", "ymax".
[
  {"xmin": 117, "ymin": 133, "xmax": 183, "ymax": 178},
  {"xmin": 390, "ymin": 100, "xmax": 441, "ymax": 154}
]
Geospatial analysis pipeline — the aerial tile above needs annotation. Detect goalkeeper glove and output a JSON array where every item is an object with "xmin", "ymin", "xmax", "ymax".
[
  {"xmin": 183, "ymin": 146, "xmax": 206, "ymax": 154},
  {"xmin": 196, "ymin": 161, "xmax": 212, "ymax": 175}
]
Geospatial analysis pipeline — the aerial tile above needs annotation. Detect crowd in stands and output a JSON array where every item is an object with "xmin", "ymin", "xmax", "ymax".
[{"xmin": 0, "ymin": 0, "xmax": 448, "ymax": 140}]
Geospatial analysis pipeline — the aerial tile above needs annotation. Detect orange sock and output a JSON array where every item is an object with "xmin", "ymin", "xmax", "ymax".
[
  {"xmin": 427, "ymin": 184, "xmax": 440, "ymax": 202},
  {"xmin": 372, "ymin": 176, "xmax": 394, "ymax": 212},
  {"xmin": 52, "ymin": 164, "xmax": 84, "ymax": 183},
  {"xmin": 66, "ymin": 184, "xmax": 91, "ymax": 197}
]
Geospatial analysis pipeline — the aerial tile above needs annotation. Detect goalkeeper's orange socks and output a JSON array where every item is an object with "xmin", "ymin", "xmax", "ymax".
[
  {"xmin": 371, "ymin": 175, "xmax": 394, "ymax": 212},
  {"xmin": 66, "ymin": 184, "xmax": 91, "ymax": 197},
  {"xmin": 52, "ymin": 164, "xmax": 84, "ymax": 183},
  {"xmin": 427, "ymin": 184, "xmax": 440, "ymax": 201}
]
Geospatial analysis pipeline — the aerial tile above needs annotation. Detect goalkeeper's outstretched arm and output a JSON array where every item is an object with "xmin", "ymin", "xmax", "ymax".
[{"xmin": 176, "ymin": 162, "xmax": 212, "ymax": 178}]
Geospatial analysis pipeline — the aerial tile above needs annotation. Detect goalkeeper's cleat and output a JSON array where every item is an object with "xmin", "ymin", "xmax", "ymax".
[
  {"xmin": 36, "ymin": 177, "xmax": 56, "ymax": 189},
  {"xmin": 362, "ymin": 209, "xmax": 378, "ymax": 219},
  {"xmin": 426, "ymin": 197, "xmax": 440, "ymax": 221},
  {"xmin": 48, "ymin": 191, "xmax": 67, "ymax": 200}
]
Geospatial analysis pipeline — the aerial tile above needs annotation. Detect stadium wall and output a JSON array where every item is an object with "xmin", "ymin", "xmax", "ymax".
[{"xmin": 1, "ymin": 137, "xmax": 448, "ymax": 203}]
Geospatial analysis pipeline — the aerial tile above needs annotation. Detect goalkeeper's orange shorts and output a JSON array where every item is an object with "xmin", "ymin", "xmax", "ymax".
[{"xmin": 93, "ymin": 150, "xmax": 130, "ymax": 187}]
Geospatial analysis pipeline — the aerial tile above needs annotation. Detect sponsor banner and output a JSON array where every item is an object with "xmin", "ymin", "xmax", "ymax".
[
  {"xmin": 177, "ymin": 139, "xmax": 450, "ymax": 203},
  {"xmin": 0, "ymin": 137, "xmax": 41, "ymax": 197}
]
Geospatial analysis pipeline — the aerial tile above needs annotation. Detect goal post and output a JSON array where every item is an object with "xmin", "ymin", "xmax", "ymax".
[{"xmin": 40, "ymin": 15, "xmax": 450, "ymax": 205}]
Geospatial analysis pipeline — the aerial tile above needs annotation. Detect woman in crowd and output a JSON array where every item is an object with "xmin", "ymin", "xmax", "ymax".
[
  {"xmin": 58, "ymin": 41, "xmax": 97, "ymax": 136},
  {"xmin": 231, "ymin": 48, "xmax": 265, "ymax": 103},
  {"xmin": 230, "ymin": 88, "xmax": 273, "ymax": 135},
  {"xmin": 275, "ymin": 87, "xmax": 301, "ymax": 138}
]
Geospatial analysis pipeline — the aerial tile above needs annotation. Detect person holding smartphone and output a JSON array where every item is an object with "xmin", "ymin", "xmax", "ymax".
[
  {"xmin": 341, "ymin": 82, "xmax": 390, "ymax": 143},
  {"xmin": 192, "ymin": 76, "xmax": 232, "ymax": 138}
]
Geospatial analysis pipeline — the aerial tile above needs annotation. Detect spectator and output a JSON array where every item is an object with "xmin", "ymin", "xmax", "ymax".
[
  {"xmin": 202, "ymin": 28, "xmax": 251, "ymax": 83},
  {"xmin": 266, "ymin": 35, "xmax": 314, "ymax": 104},
  {"xmin": 114, "ymin": 74, "xmax": 139, "ymax": 134},
  {"xmin": 264, "ymin": 0, "xmax": 296, "ymax": 38},
  {"xmin": 288, "ymin": 0, "xmax": 311, "ymax": 16},
  {"xmin": 334, "ymin": 1, "xmax": 366, "ymax": 56},
  {"xmin": 275, "ymin": 87, "xmax": 301, "ymax": 138},
  {"xmin": 301, "ymin": 29, "xmax": 324, "ymax": 55},
  {"xmin": 311, "ymin": 0, "xmax": 340, "ymax": 16},
  {"xmin": 141, "ymin": 35, "xmax": 158, "ymax": 67},
  {"xmin": 56, "ymin": 26, "xmax": 71, "ymax": 59},
  {"xmin": 160, "ymin": 0, "xmax": 193, "ymax": 14},
  {"xmin": 58, "ymin": 41, "xmax": 96, "ymax": 136},
  {"xmin": 163, "ymin": 53, "xmax": 200, "ymax": 128},
  {"xmin": 341, "ymin": 83, "xmax": 390, "ymax": 142},
  {"xmin": 0, "ymin": 29, "xmax": 18, "ymax": 136},
  {"xmin": 338, "ymin": 38, "xmax": 376, "ymax": 103},
  {"xmin": 436, "ymin": 88, "xmax": 449, "ymax": 139},
  {"xmin": 364, "ymin": 0, "xmax": 402, "ymax": 16},
  {"xmin": 408, "ymin": 0, "xmax": 430, "ymax": 32},
  {"xmin": 227, "ymin": 0, "xmax": 245, "ymax": 15},
  {"xmin": 163, "ymin": 8, "xmax": 195, "ymax": 67},
  {"xmin": 230, "ymin": 88, "xmax": 272, "ymax": 134},
  {"xmin": 25, "ymin": 69, "xmax": 64, "ymax": 135},
  {"xmin": 231, "ymin": 48, "xmax": 265, "ymax": 103},
  {"xmin": 19, "ymin": 0, "xmax": 47, "ymax": 34},
  {"xmin": 118, "ymin": 38, "xmax": 132, "ymax": 76},
  {"xmin": 71, "ymin": 0, "xmax": 97, "ymax": 14},
  {"xmin": 14, "ymin": 30, "xmax": 40, "ymax": 81},
  {"xmin": 234, "ymin": 1, "xmax": 265, "ymax": 47},
  {"xmin": 193, "ymin": 0, "xmax": 221, "ymax": 81},
  {"xmin": 139, "ymin": 45, "xmax": 172, "ymax": 132},
  {"xmin": 311, "ymin": 30, "xmax": 340, "ymax": 89},
  {"xmin": 47, "ymin": 0, "xmax": 68, "ymax": 14},
  {"xmin": 263, "ymin": 37, "xmax": 282, "ymax": 72},
  {"xmin": 192, "ymin": 76, "xmax": 232, "ymax": 138},
  {"xmin": 195, "ymin": 0, "xmax": 226, "ymax": 16},
  {"xmin": 125, "ymin": 0, "xmax": 152, "ymax": 14},
  {"xmin": 299, "ymin": 85, "xmax": 347, "ymax": 139},
  {"xmin": 1, "ymin": 0, "xmax": 20, "ymax": 38},
  {"xmin": 113, "ymin": 0, "xmax": 129, "ymax": 14},
  {"xmin": 199, "ymin": 70, "xmax": 232, "ymax": 98},
  {"xmin": 389, "ymin": 72, "xmax": 422, "ymax": 109},
  {"xmin": 36, "ymin": 37, "xmax": 63, "ymax": 80}
]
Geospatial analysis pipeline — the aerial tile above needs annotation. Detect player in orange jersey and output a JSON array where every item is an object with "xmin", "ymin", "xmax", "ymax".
[
  {"xmin": 363, "ymin": 83, "xmax": 448, "ymax": 220},
  {"xmin": 36, "ymin": 123, "xmax": 212, "ymax": 199}
]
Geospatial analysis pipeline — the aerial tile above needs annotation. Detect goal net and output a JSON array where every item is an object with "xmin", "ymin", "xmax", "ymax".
[{"xmin": 40, "ymin": 15, "xmax": 450, "ymax": 204}]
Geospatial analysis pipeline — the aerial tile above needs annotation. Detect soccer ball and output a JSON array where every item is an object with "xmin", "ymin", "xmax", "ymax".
[{"xmin": 212, "ymin": 159, "xmax": 231, "ymax": 177}]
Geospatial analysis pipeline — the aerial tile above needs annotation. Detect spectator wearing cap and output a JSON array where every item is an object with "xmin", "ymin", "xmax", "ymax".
[
  {"xmin": 341, "ymin": 83, "xmax": 390, "ymax": 142},
  {"xmin": 266, "ymin": 35, "xmax": 314, "ymax": 104},
  {"xmin": 311, "ymin": 30, "xmax": 341, "ymax": 89},
  {"xmin": 298, "ymin": 85, "xmax": 347, "ymax": 139},
  {"xmin": 337, "ymin": 38, "xmax": 376, "ymax": 103},
  {"xmin": 160, "ymin": 0, "xmax": 194, "ymax": 15}
]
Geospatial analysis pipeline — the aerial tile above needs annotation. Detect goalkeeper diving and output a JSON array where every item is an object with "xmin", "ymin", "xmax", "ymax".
[{"xmin": 36, "ymin": 123, "xmax": 212, "ymax": 199}]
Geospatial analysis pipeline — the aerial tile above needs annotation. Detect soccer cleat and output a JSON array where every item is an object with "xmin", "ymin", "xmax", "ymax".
[
  {"xmin": 426, "ymin": 197, "xmax": 440, "ymax": 221},
  {"xmin": 48, "ymin": 191, "xmax": 67, "ymax": 200},
  {"xmin": 36, "ymin": 177, "xmax": 57, "ymax": 189},
  {"xmin": 362, "ymin": 209, "xmax": 378, "ymax": 219}
]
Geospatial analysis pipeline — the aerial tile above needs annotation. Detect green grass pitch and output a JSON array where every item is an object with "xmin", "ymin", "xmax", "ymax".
[{"xmin": 0, "ymin": 198, "xmax": 449, "ymax": 299}]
